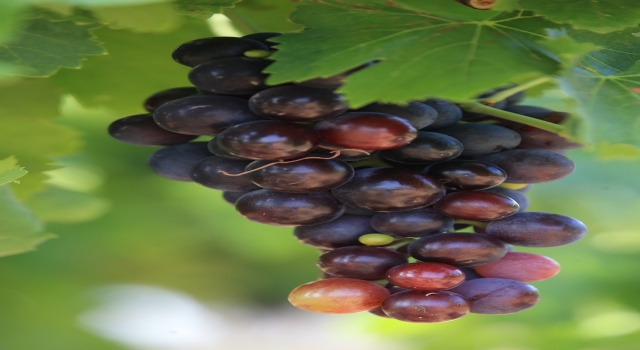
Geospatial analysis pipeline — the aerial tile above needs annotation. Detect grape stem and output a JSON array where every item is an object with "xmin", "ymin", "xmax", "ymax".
[
  {"xmin": 457, "ymin": 101, "xmax": 565, "ymax": 134},
  {"xmin": 454, "ymin": 219, "xmax": 488, "ymax": 228},
  {"xmin": 479, "ymin": 76, "xmax": 553, "ymax": 104}
]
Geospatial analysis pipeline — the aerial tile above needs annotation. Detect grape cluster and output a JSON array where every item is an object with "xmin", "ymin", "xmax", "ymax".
[{"xmin": 108, "ymin": 33, "xmax": 587, "ymax": 323}]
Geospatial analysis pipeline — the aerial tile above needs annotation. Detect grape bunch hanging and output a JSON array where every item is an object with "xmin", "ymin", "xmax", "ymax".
[{"xmin": 108, "ymin": 33, "xmax": 587, "ymax": 323}]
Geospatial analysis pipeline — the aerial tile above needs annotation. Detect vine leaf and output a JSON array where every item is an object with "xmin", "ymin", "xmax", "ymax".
[
  {"xmin": 0, "ymin": 17, "xmax": 105, "ymax": 77},
  {"xmin": 224, "ymin": 0, "xmax": 303, "ymax": 34},
  {"xmin": 173, "ymin": 0, "xmax": 240, "ymax": 19},
  {"xmin": 91, "ymin": 3, "xmax": 185, "ymax": 33},
  {"xmin": 266, "ymin": 0, "xmax": 568, "ymax": 107},
  {"xmin": 0, "ymin": 157, "xmax": 28, "ymax": 187},
  {"xmin": 0, "ymin": 185, "xmax": 56, "ymax": 258},
  {"xmin": 518, "ymin": 0, "xmax": 640, "ymax": 34}
]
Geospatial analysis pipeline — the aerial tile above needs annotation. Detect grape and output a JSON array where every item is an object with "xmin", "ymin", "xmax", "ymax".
[
  {"xmin": 248, "ymin": 86, "xmax": 347, "ymax": 122},
  {"xmin": 476, "ymin": 149, "xmax": 575, "ymax": 184},
  {"xmin": 331, "ymin": 168, "xmax": 446, "ymax": 212},
  {"xmin": 481, "ymin": 186, "xmax": 530, "ymax": 212},
  {"xmin": 506, "ymin": 90, "xmax": 526, "ymax": 105},
  {"xmin": 474, "ymin": 252, "xmax": 560, "ymax": 282},
  {"xmin": 215, "ymin": 120, "xmax": 321, "ymax": 160},
  {"xmin": 381, "ymin": 291, "xmax": 470, "ymax": 323},
  {"xmin": 344, "ymin": 205, "xmax": 377, "ymax": 216},
  {"xmin": 461, "ymin": 89, "xmax": 508, "ymax": 121},
  {"xmin": 317, "ymin": 246, "xmax": 408, "ymax": 280},
  {"xmin": 460, "ymin": 267, "xmax": 484, "ymax": 281},
  {"xmin": 421, "ymin": 99, "xmax": 463, "ymax": 130},
  {"xmin": 189, "ymin": 156, "xmax": 260, "ymax": 192},
  {"xmin": 235, "ymin": 189, "xmax": 345, "ymax": 226},
  {"xmin": 108, "ymin": 114, "xmax": 197, "ymax": 146},
  {"xmin": 293, "ymin": 214, "xmax": 375, "ymax": 249},
  {"xmin": 501, "ymin": 105, "xmax": 582, "ymax": 150},
  {"xmin": 433, "ymin": 192, "xmax": 519, "ymax": 220},
  {"xmin": 449, "ymin": 278, "xmax": 539, "ymax": 314},
  {"xmin": 425, "ymin": 160, "xmax": 506, "ymax": 190},
  {"xmin": 437, "ymin": 123, "xmax": 521, "ymax": 156},
  {"xmin": 299, "ymin": 64, "xmax": 371, "ymax": 89},
  {"xmin": 207, "ymin": 140, "xmax": 250, "ymax": 160},
  {"xmin": 369, "ymin": 287, "xmax": 410, "ymax": 318},
  {"xmin": 357, "ymin": 102, "xmax": 438, "ymax": 129},
  {"xmin": 370, "ymin": 208, "xmax": 454, "ymax": 237},
  {"xmin": 315, "ymin": 112, "xmax": 418, "ymax": 150},
  {"xmin": 246, "ymin": 157, "xmax": 354, "ymax": 192},
  {"xmin": 379, "ymin": 131, "xmax": 463, "ymax": 164},
  {"xmin": 172, "ymin": 37, "xmax": 269, "ymax": 67},
  {"xmin": 222, "ymin": 191, "xmax": 252, "ymax": 205},
  {"xmin": 409, "ymin": 233, "xmax": 508, "ymax": 267},
  {"xmin": 485, "ymin": 212, "xmax": 587, "ymax": 247},
  {"xmin": 188, "ymin": 57, "xmax": 270, "ymax": 95},
  {"xmin": 143, "ymin": 87, "xmax": 199, "ymax": 113},
  {"xmin": 288, "ymin": 278, "xmax": 390, "ymax": 314},
  {"xmin": 242, "ymin": 32, "xmax": 281, "ymax": 48},
  {"xmin": 386, "ymin": 262, "xmax": 465, "ymax": 291},
  {"xmin": 148, "ymin": 142, "xmax": 212, "ymax": 181},
  {"xmin": 358, "ymin": 233, "xmax": 394, "ymax": 246},
  {"xmin": 153, "ymin": 95, "xmax": 263, "ymax": 135}
]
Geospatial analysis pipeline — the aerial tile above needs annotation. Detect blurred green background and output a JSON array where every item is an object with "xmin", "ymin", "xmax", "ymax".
[{"xmin": 0, "ymin": 8, "xmax": 639, "ymax": 350}]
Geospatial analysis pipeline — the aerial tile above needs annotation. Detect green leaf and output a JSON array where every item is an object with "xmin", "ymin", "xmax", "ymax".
[
  {"xmin": 0, "ymin": 2, "xmax": 25, "ymax": 43},
  {"xmin": 0, "ymin": 79, "xmax": 83, "ymax": 197},
  {"xmin": 518, "ymin": 0, "xmax": 640, "ymax": 34},
  {"xmin": 0, "ymin": 17, "xmax": 105, "ymax": 77},
  {"xmin": 266, "ymin": 0, "xmax": 566, "ymax": 107},
  {"xmin": 0, "ymin": 157, "xmax": 28, "ymax": 187},
  {"xmin": 173, "ymin": 0, "xmax": 240, "ymax": 19},
  {"xmin": 92, "ymin": 3, "xmax": 185, "ymax": 33},
  {"xmin": 52, "ymin": 20, "xmax": 212, "ymax": 115},
  {"xmin": 25, "ymin": 186, "xmax": 110, "ymax": 224},
  {"xmin": 0, "ymin": 186, "xmax": 55, "ymax": 258},
  {"xmin": 225, "ymin": 0, "xmax": 303, "ymax": 34}
]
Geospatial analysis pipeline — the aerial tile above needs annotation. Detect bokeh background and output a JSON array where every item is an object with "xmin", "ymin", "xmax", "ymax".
[{"xmin": 1, "ymin": 8, "xmax": 639, "ymax": 350}]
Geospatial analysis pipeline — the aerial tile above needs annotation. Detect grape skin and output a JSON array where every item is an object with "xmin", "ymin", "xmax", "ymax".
[
  {"xmin": 381, "ymin": 291, "xmax": 470, "ymax": 323},
  {"xmin": 409, "ymin": 233, "xmax": 508, "ymax": 267},
  {"xmin": 317, "ymin": 246, "xmax": 408, "ymax": 280},
  {"xmin": 481, "ymin": 186, "xmax": 530, "ymax": 212},
  {"xmin": 143, "ymin": 87, "xmax": 199, "ymax": 113},
  {"xmin": 189, "ymin": 57, "xmax": 271, "ymax": 95},
  {"xmin": 189, "ymin": 156, "xmax": 260, "ymax": 192},
  {"xmin": 293, "ymin": 214, "xmax": 375, "ymax": 249},
  {"xmin": 357, "ymin": 102, "xmax": 438, "ymax": 129},
  {"xmin": 502, "ymin": 105, "xmax": 582, "ymax": 150},
  {"xmin": 108, "ymin": 114, "xmax": 197, "ymax": 146},
  {"xmin": 476, "ymin": 149, "xmax": 575, "ymax": 184},
  {"xmin": 172, "ymin": 37, "xmax": 269, "ymax": 67},
  {"xmin": 235, "ymin": 189, "xmax": 345, "ymax": 226},
  {"xmin": 425, "ymin": 160, "xmax": 507, "ymax": 191},
  {"xmin": 249, "ymin": 85, "xmax": 347, "ymax": 122},
  {"xmin": 474, "ymin": 252, "xmax": 560, "ymax": 282},
  {"xmin": 433, "ymin": 192, "xmax": 519, "ymax": 221},
  {"xmin": 386, "ymin": 262, "xmax": 465, "ymax": 291},
  {"xmin": 288, "ymin": 278, "xmax": 390, "ymax": 314},
  {"xmin": 437, "ymin": 124, "xmax": 522, "ymax": 156},
  {"xmin": 379, "ymin": 131, "xmax": 464, "ymax": 164},
  {"xmin": 449, "ymin": 278, "xmax": 540, "ymax": 314},
  {"xmin": 370, "ymin": 208, "xmax": 454, "ymax": 237},
  {"xmin": 485, "ymin": 212, "xmax": 587, "ymax": 247},
  {"xmin": 147, "ymin": 142, "xmax": 213, "ymax": 181},
  {"xmin": 421, "ymin": 99, "xmax": 463, "ymax": 130}
]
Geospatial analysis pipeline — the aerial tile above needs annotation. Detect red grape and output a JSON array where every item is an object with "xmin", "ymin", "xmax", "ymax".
[
  {"xmin": 386, "ymin": 262, "xmax": 465, "ymax": 291},
  {"xmin": 433, "ymin": 192, "xmax": 519, "ymax": 220},
  {"xmin": 288, "ymin": 278, "xmax": 390, "ymax": 314},
  {"xmin": 381, "ymin": 291, "xmax": 470, "ymax": 323},
  {"xmin": 474, "ymin": 252, "xmax": 560, "ymax": 282}
]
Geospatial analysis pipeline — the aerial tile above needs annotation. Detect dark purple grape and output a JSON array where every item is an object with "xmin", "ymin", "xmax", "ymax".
[
  {"xmin": 369, "ymin": 287, "xmax": 410, "ymax": 317},
  {"xmin": 481, "ymin": 187, "xmax": 530, "ymax": 212},
  {"xmin": 148, "ymin": 142, "xmax": 212, "ymax": 181},
  {"xmin": 172, "ymin": 37, "xmax": 268, "ymax": 67},
  {"xmin": 421, "ymin": 99, "xmax": 463, "ymax": 130},
  {"xmin": 188, "ymin": 57, "xmax": 270, "ymax": 95},
  {"xmin": 409, "ymin": 233, "xmax": 508, "ymax": 267},
  {"xmin": 246, "ymin": 157, "xmax": 354, "ymax": 192},
  {"xmin": 153, "ymin": 95, "xmax": 263, "ymax": 136},
  {"xmin": 189, "ymin": 156, "xmax": 260, "ymax": 192},
  {"xmin": 344, "ymin": 205, "xmax": 377, "ymax": 216},
  {"xmin": 298, "ymin": 64, "xmax": 371, "ymax": 89},
  {"xmin": 289, "ymin": 278, "xmax": 390, "ymax": 314},
  {"xmin": 433, "ymin": 192, "xmax": 519, "ymax": 220},
  {"xmin": 208, "ymin": 141, "xmax": 251, "ymax": 160},
  {"xmin": 425, "ymin": 160, "xmax": 506, "ymax": 190},
  {"xmin": 357, "ymin": 102, "xmax": 437, "ymax": 129},
  {"xmin": 248, "ymin": 86, "xmax": 347, "ymax": 122},
  {"xmin": 143, "ymin": 87, "xmax": 199, "ymax": 113},
  {"xmin": 449, "ymin": 278, "xmax": 539, "ymax": 314},
  {"xmin": 222, "ymin": 191, "xmax": 252, "ymax": 205},
  {"xmin": 379, "ymin": 131, "xmax": 463, "ymax": 164},
  {"xmin": 293, "ymin": 214, "xmax": 375, "ymax": 249},
  {"xmin": 235, "ymin": 189, "xmax": 345, "ymax": 226},
  {"xmin": 381, "ymin": 291, "xmax": 470, "ymax": 323},
  {"xmin": 242, "ymin": 32, "xmax": 281, "ymax": 48},
  {"xmin": 370, "ymin": 208, "xmax": 454, "ymax": 237},
  {"xmin": 460, "ymin": 268, "xmax": 484, "ymax": 281},
  {"xmin": 386, "ymin": 262, "xmax": 465, "ymax": 291},
  {"xmin": 331, "ymin": 168, "xmax": 446, "ymax": 212},
  {"xmin": 315, "ymin": 113, "xmax": 417, "ymax": 150},
  {"xmin": 317, "ymin": 246, "xmax": 408, "ymax": 280},
  {"xmin": 437, "ymin": 124, "xmax": 521, "ymax": 156},
  {"xmin": 476, "ymin": 149, "xmax": 575, "ymax": 183},
  {"xmin": 485, "ymin": 212, "xmax": 587, "ymax": 247},
  {"xmin": 506, "ymin": 90, "xmax": 526, "ymax": 105},
  {"xmin": 108, "ymin": 114, "xmax": 197, "ymax": 146},
  {"xmin": 501, "ymin": 105, "xmax": 582, "ymax": 150},
  {"xmin": 216, "ymin": 120, "xmax": 321, "ymax": 160}
]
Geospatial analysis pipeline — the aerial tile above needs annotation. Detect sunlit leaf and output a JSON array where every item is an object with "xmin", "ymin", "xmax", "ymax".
[{"xmin": 0, "ymin": 157, "xmax": 28, "ymax": 187}]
